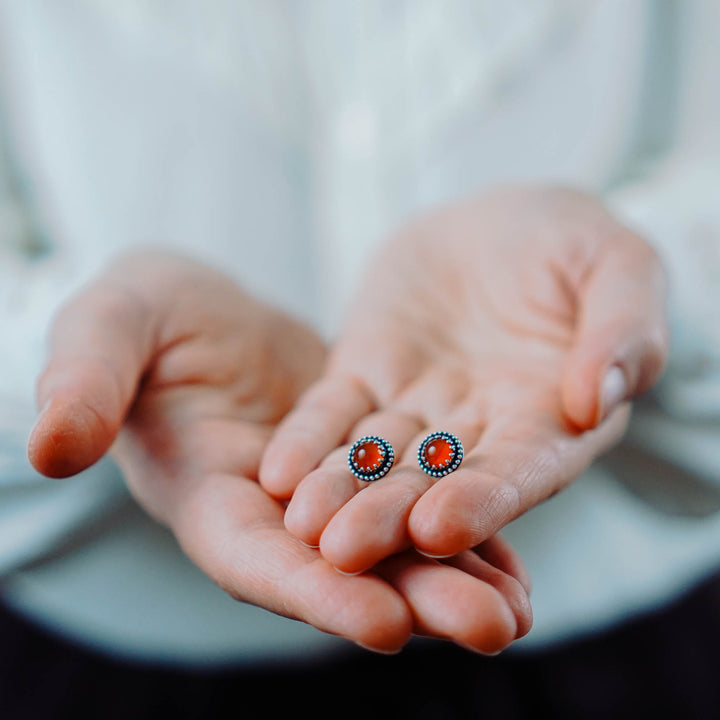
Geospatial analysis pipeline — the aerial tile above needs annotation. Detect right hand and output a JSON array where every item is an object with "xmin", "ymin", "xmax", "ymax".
[{"xmin": 27, "ymin": 251, "xmax": 532, "ymax": 654}]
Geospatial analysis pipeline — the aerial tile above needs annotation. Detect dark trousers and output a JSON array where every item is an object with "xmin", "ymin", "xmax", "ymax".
[{"xmin": 2, "ymin": 570, "xmax": 720, "ymax": 719}]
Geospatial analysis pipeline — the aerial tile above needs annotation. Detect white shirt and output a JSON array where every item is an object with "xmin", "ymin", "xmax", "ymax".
[{"xmin": 0, "ymin": 0, "xmax": 719, "ymax": 664}]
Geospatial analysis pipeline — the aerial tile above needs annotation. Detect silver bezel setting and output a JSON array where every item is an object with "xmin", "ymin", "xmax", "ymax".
[
  {"xmin": 417, "ymin": 431, "xmax": 464, "ymax": 478},
  {"xmin": 348, "ymin": 435, "xmax": 395, "ymax": 482}
]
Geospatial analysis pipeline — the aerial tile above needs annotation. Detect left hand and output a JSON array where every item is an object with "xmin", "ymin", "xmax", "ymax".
[{"xmin": 259, "ymin": 185, "xmax": 669, "ymax": 574}]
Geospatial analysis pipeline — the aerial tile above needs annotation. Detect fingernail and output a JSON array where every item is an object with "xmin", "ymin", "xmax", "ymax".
[
  {"xmin": 416, "ymin": 548, "xmax": 454, "ymax": 560},
  {"xmin": 458, "ymin": 642, "xmax": 503, "ymax": 656},
  {"xmin": 334, "ymin": 566, "xmax": 366, "ymax": 577},
  {"xmin": 354, "ymin": 641, "xmax": 403, "ymax": 655},
  {"xmin": 599, "ymin": 365, "xmax": 627, "ymax": 422},
  {"xmin": 298, "ymin": 539, "xmax": 320, "ymax": 549}
]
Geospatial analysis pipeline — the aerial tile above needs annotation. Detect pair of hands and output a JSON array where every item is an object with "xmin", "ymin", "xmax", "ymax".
[{"xmin": 27, "ymin": 186, "xmax": 668, "ymax": 655}]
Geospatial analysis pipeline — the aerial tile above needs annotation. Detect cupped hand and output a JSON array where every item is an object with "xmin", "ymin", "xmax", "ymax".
[
  {"xmin": 260, "ymin": 185, "xmax": 669, "ymax": 573},
  {"xmin": 27, "ymin": 250, "xmax": 532, "ymax": 654}
]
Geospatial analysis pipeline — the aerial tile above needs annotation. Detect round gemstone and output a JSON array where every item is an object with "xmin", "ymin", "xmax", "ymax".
[
  {"xmin": 352, "ymin": 441, "xmax": 385, "ymax": 472},
  {"xmin": 423, "ymin": 437, "xmax": 455, "ymax": 469}
]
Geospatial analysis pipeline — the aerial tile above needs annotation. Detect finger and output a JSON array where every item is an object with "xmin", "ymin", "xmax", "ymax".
[
  {"xmin": 443, "ymin": 545, "xmax": 533, "ymax": 639},
  {"xmin": 27, "ymin": 282, "xmax": 156, "ymax": 478},
  {"xmin": 170, "ymin": 471, "xmax": 414, "ymax": 653},
  {"xmin": 283, "ymin": 410, "xmax": 424, "ymax": 548},
  {"xmin": 376, "ymin": 550, "xmax": 518, "ymax": 655},
  {"xmin": 408, "ymin": 405, "xmax": 630, "ymax": 557},
  {"xmin": 259, "ymin": 375, "xmax": 375, "ymax": 499},
  {"xmin": 319, "ymin": 420, "xmax": 482, "ymax": 574},
  {"xmin": 561, "ymin": 234, "xmax": 669, "ymax": 430},
  {"xmin": 473, "ymin": 534, "xmax": 532, "ymax": 596}
]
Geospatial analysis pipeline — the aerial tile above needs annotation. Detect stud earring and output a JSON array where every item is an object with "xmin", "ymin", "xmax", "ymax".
[
  {"xmin": 417, "ymin": 431, "xmax": 463, "ymax": 477},
  {"xmin": 348, "ymin": 436, "xmax": 395, "ymax": 481}
]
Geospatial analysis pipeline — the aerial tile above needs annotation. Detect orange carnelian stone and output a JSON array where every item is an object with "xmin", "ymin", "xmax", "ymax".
[
  {"xmin": 353, "ymin": 441, "xmax": 385, "ymax": 472},
  {"xmin": 424, "ymin": 437, "xmax": 454, "ymax": 469}
]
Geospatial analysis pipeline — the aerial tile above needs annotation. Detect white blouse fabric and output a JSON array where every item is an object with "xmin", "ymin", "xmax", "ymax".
[{"xmin": 0, "ymin": 0, "xmax": 719, "ymax": 664}]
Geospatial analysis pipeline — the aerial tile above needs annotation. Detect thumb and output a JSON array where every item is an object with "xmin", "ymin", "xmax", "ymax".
[
  {"xmin": 28, "ymin": 280, "xmax": 156, "ymax": 478},
  {"xmin": 561, "ymin": 233, "xmax": 669, "ymax": 430}
]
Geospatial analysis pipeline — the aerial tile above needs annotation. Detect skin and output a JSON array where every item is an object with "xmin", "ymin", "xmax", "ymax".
[
  {"xmin": 259, "ymin": 186, "xmax": 669, "ymax": 575},
  {"xmin": 27, "ymin": 250, "xmax": 532, "ymax": 655}
]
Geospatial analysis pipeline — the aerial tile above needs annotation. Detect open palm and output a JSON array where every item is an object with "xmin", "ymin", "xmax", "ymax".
[{"xmin": 260, "ymin": 186, "xmax": 668, "ymax": 574}]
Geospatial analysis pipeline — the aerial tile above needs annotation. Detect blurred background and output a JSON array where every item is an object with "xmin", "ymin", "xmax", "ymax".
[{"xmin": 0, "ymin": 1, "xmax": 719, "ymax": 717}]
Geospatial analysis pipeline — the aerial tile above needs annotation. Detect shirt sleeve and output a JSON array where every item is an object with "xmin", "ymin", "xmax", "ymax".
[{"xmin": 605, "ymin": 154, "xmax": 720, "ymax": 515}]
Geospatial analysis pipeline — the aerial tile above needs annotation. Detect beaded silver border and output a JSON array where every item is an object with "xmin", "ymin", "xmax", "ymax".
[
  {"xmin": 417, "ymin": 431, "xmax": 464, "ymax": 478},
  {"xmin": 348, "ymin": 435, "xmax": 395, "ymax": 482}
]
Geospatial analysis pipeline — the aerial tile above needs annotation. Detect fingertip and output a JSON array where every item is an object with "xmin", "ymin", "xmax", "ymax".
[
  {"xmin": 459, "ymin": 590, "xmax": 518, "ymax": 655},
  {"xmin": 562, "ymin": 237, "xmax": 670, "ymax": 430},
  {"xmin": 319, "ymin": 527, "xmax": 367, "ymax": 576},
  {"xmin": 283, "ymin": 492, "xmax": 324, "ymax": 547},
  {"xmin": 408, "ymin": 490, "xmax": 478, "ymax": 559},
  {"xmin": 486, "ymin": 572, "xmax": 533, "ymax": 642},
  {"xmin": 447, "ymin": 542, "xmax": 533, "ymax": 641},
  {"xmin": 475, "ymin": 535, "xmax": 533, "ymax": 597},
  {"xmin": 335, "ymin": 581, "xmax": 414, "ymax": 655},
  {"xmin": 562, "ymin": 355, "xmax": 633, "ymax": 431},
  {"xmin": 284, "ymin": 466, "xmax": 358, "ymax": 548},
  {"xmin": 27, "ymin": 395, "xmax": 115, "ymax": 478},
  {"xmin": 515, "ymin": 594, "xmax": 534, "ymax": 639},
  {"xmin": 320, "ymin": 481, "xmax": 417, "ymax": 575},
  {"xmin": 508, "ymin": 554, "xmax": 533, "ymax": 599},
  {"xmin": 320, "ymin": 517, "xmax": 392, "ymax": 577},
  {"xmin": 352, "ymin": 608, "xmax": 413, "ymax": 656},
  {"xmin": 316, "ymin": 563, "xmax": 413, "ymax": 653},
  {"xmin": 560, "ymin": 352, "xmax": 601, "ymax": 431},
  {"xmin": 383, "ymin": 554, "xmax": 518, "ymax": 655},
  {"xmin": 258, "ymin": 439, "xmax": 309, "ymax": 499}
]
